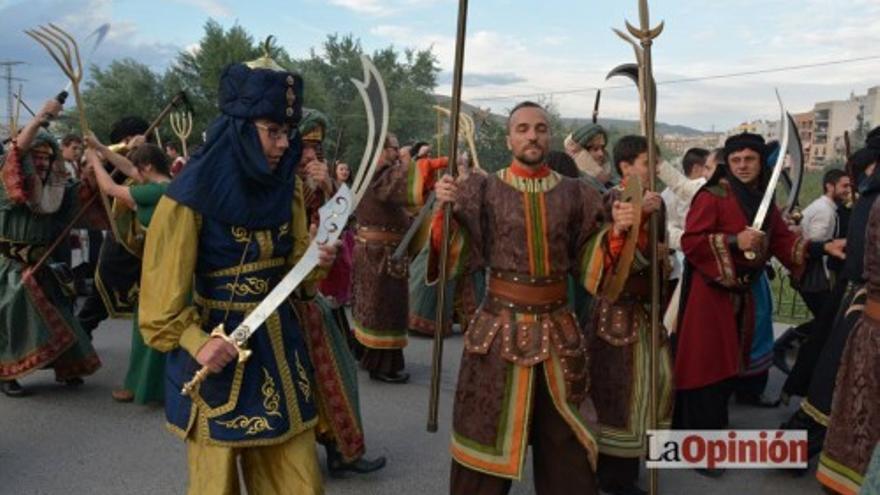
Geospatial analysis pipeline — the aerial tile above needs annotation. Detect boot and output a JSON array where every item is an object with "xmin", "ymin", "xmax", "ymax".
[{"xmin": 324, "ymin": 443, "xmax": 386, "ymax": 478}]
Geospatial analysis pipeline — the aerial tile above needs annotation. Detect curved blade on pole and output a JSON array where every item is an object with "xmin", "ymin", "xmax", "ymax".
[
  {"xmin": 349, "ymin": 55, "xmax": 390, "ymax": 207},
  {"xmin": 606, "ymin": 62, "xmax": 640, "ymax": 86},
  {"xmin": 783, "ymin": 112, "xmax": 804, "ymax": 215}
]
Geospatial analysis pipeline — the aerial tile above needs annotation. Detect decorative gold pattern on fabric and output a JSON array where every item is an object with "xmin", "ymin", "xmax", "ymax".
[
  {"xmin": 223, "ymin": 276, "xmax": 269, "ymax": 296},
  {"xmin": 194, "ymin": 293, "xmax": 259, "ymax": 312},
  {"xmin": 496, "ymin": 168, "xmax": 562, "ymax": 193},
  {"xmin": 206, "ymin": 257, "xmax": 285, "ymax": 278},
  {"xmin": 709, "ymin": 233, "xmax": 737, "ymax": 287},
  {"xmin": 231, "ymin": 226, "xmax": 249, "ymax": 243},
  {"xmin": 215, "ymin": 415, "xmax": 274, "ymax": 435},
  {"xmin": 278, "ymin": 222, "xmax": 290, "ymax": 238},
  {"xmin": 255, "ymin": 230, "xmax": 274, "ymax": 260},
  {"xmin": 266, "ymin": 312, "xmax": 314, "ymax": 436},
  {"xmin": 294, "ymin": 351, "xmax": 312, "ymax": 403},
  {"xmin": 262, "ymin": 367, "xmax": 283, "ymax": 418}
]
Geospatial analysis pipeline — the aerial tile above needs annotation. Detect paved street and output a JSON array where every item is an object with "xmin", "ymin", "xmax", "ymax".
[{"xmin": 2, "ymin": 318, "xmax": 825, "ymax": 495}]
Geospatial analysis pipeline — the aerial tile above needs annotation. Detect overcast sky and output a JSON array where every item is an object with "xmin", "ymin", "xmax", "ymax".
[{"xmin": 2, "ymin": 0, "xmax": 878, "ymax": 131}]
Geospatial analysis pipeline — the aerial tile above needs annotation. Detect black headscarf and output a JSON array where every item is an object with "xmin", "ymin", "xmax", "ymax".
[{"xmin": 717, "ymin": 132, "xmax": 770, "ymax": 229}]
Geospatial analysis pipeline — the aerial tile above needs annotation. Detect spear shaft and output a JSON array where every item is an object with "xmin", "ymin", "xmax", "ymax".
[{"xmin": 427, "ymin": 0, "xmax": 468, "ymax": 433}]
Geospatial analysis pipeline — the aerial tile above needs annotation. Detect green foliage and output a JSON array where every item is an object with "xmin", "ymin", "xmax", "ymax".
[
  {"xmin": 79, "ymin": 59, "xmax": 165, "ymax": 142},
  {"xmin": 78, "ymin": 23, "xmax": 439, "ymax": 165}
]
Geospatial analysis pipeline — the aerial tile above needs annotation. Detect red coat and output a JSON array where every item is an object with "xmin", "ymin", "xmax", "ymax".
[{"xmin": 676, "ymin": 180, "xmax": 806, "ymax": 390}]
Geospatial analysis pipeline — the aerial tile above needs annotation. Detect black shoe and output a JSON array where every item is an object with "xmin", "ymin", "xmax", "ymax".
[
  {"xmin": 696, "ymin": 468, "xmax": 726, "ymax": 478},
  {"xmin": 325, "ymin": 443, "xmax": 387, "ymax": 478},
  {"xmin": 63, "ymin": 377, "xmax": 84, "ymax": 387},
  {"xmin": 328, "ymin": 455, "xmax": 387, "ymax": 478},
  {"xmin": 369, "ymin": 371, "xmax": 410, "ymax": 384},
  {"xmin": 1, "ymin": 380, "xmax": 26, "ymax": 397}
]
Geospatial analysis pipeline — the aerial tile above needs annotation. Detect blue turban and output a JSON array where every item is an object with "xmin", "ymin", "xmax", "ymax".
[{"xmin": 166, "ymin": 62, "xmax": 304, "ymax": 229}]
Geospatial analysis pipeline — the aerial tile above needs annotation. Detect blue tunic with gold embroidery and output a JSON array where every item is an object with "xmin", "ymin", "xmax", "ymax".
[{"xmin": 140, "ymin": 179, "xmax": 320, "ymax": 447}]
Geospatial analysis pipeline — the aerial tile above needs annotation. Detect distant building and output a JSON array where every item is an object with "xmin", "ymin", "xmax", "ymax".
[
  {"xmin": 793, "ymin": 111, "xmax": 814, "ymax": 169},
  {"xmin": 660, "ymin": 132, "xmax": 725, "ymax": 156}
]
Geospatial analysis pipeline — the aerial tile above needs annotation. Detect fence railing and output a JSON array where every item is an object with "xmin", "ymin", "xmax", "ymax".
[{"xmin": 770, "ymin": 260, "xmax": 811, "ymax": 321}]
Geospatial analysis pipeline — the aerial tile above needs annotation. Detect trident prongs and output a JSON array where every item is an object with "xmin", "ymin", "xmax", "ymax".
[
  {"xmin": 169, "ymin": 111, "xmax": 194, "ymax": 158},
  {"xmin": 26, "ymin": 23, "xmax": 120, "ymax": 242},
  {"xmin": 24, "ymin": 23, "xmax": 88, "ymax": 133}
]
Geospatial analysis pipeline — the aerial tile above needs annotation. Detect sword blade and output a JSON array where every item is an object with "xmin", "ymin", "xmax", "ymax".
[
  {"xmin": 750, "ymin": 89, "xmax": 790, "ymax": 230},
  {"xmin": 227, "ymin": 185, "xmax": 353, "ymax": 345}
]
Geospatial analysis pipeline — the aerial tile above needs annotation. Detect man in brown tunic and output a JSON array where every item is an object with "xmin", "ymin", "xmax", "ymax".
[
  {"xmin": 433, "ymin": 101, "xmax": 634, "ymax": 495},
  {"xmin": 352, "ymin": 133, "xmax": 438, "ymax": 383}
]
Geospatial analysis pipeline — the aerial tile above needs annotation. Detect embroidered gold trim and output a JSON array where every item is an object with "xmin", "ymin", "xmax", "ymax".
[
  {"xmin": 255, "ymin": 230, "xmax": 274, "ymax": 260},
  {"xmin": 231, "ymin": 226, "xmax": 250, "ymax": 243},
  {"xmin": 294, "ymin": 350, "xmax": 312, "ymax": 403},
  {"xmin": 215, "ymin": 414, "xmax": 275, "ymax": 435},
  {"xmin": 709, "ymin": 233, "xmax": 737, "ymax": 287},
  {"xmin": 262, "ymin": 367, "xmax": 283, "ymax": 417},
  {"xmin": 278, "ymin": 222, "xmax": 290, "ymax": 238},
  {"xmin": 194, "ymin": 293, "xmax": 259, "ymax": 312},
  {"xmin": 223, "ymin": 276, "xmax": 269, "ymax": 296},
  {"xmin": 266, "ymin": 312, "xmax": 310, "ymax": 434},
  {"xmin": 206, "ymin": 257, "xmax": 285, "ymax": 278},
  {"xmin": 496, "ymin": 168, "xmax": 562, "ymax": 193}
]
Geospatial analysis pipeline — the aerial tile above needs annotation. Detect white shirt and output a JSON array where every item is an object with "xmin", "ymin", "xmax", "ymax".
[
  {"xmin": 800, "ymin": 195, "xmax": 838, "ymax": 242},
  {"xmin": 658, "ymin": 161, "xmax": 707, "ymax": 279}
]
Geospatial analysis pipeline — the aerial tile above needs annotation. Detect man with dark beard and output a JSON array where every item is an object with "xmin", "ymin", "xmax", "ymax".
[{"xmin": 433, "ymin": 101, "xmax": 635, "ymax": 494}]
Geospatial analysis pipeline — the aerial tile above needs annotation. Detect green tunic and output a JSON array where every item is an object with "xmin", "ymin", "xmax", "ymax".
[
  {"xmin": 0, "ymin": 168, "xmax": 101, "ymax": 381},
  {"xmin": 121, "ymin": 181, "xmax": 168, "ymax": 404}
]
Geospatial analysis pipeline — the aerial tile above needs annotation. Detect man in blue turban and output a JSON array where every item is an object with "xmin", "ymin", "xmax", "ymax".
[{"xmin": 139, "ymin": 49, "xmax": 338, "ymax": 494}]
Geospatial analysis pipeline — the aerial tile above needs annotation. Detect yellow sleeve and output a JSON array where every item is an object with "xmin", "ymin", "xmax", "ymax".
[
  {"xmin": 138, "ymin": 197, "xmax": 210, "ymax": 357},
  {"xmin": 288, "ymin": 178, "xmax": 328, "ymax": 298}
]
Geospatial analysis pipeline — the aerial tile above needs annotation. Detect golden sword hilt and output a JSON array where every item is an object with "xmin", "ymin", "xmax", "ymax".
[{"xmin": 181, "ymin": 324, "xmax": 252, "ymax": 396}]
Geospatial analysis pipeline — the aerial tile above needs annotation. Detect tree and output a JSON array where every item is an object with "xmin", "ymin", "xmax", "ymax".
[
  {"xmin": 167, "ymin": 20, "xmax": 265, "ymax": 140},
  {"xmin": 80, "ymin": 59, "xmax": 165, "ymax": 142}
]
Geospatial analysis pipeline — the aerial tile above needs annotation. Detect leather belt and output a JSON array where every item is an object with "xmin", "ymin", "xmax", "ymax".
[
  {"xmin": 865, "ymin": 297, "xmax": 880, "ymax": 322},
  {"xmin": 486, "ymin": 270, "xmax": 567, "ymax": 313},
  {"xmin": 356, "ymin": 226, "xmax": 405, "ymax": 244}
]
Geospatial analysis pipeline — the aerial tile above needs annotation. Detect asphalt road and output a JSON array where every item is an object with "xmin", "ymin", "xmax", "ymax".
[{"xmin": 2, "ymin": 318, "xmax": 825, "ymax": 495}]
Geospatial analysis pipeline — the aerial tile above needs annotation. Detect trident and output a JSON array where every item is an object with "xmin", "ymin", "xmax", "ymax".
[
  {"xmin": 24, "ymin": 23, "xmax": 89, "ymax": 134},
  {"xmin": 25, "ymin": 23, "xmax": 119, "ymax": 242},
  {"xmin": 169, "ymin": 111, "xmax": 193, "ymax": 158}
]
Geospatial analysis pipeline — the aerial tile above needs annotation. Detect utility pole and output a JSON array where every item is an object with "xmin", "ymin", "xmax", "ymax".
[{"xmin": 0, "ymin": 61, "xmax": 26, "ymax": 132}]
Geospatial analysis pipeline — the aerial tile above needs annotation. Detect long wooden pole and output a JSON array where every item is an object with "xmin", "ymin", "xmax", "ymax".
[
  {"xmin": 630, "ymin": 2, "xmax": 662, "ymax": 493},
  {"xmin": 427, "ymin": 0, "xmax": 468, "ymax": 433}
]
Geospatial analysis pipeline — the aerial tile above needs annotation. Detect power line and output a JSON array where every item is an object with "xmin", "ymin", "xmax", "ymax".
[{"xmin": 468, "ymin": 54, "xmax": 880, "ymax": 102}]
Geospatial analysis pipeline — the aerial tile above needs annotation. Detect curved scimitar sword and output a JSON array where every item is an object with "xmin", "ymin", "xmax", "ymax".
[
  {"xmin": 744, "ymin": 89, "xmax": 790, "ymax": 260},
  {"xmin": 182, "ymin": 55, "xmax": 390, "ymax": 396}
]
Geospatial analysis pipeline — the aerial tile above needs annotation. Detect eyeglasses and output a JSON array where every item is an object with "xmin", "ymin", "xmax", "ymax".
[{"xmin": 254, "ymin": 123, "xmax": 292, "ymax": 142}]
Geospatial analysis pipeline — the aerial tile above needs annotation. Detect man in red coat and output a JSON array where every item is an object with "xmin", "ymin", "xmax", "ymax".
[{"xmin": 673, "ymin": 133, "xmax": 844, "ymax": 445}]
